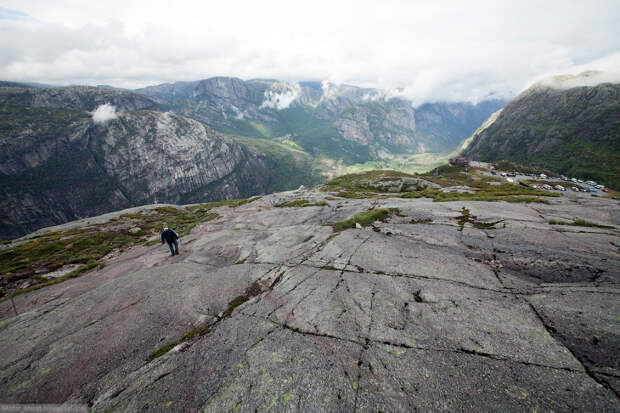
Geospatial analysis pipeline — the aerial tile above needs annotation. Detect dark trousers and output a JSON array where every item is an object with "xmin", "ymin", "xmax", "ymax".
[{"xmin": 167, "ymin": 240, "xmax": 179, "ymax": 255}]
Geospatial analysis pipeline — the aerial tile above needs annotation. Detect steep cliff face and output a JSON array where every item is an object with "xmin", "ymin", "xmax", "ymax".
[
  {"xmin": 138, "ymin": 77, "xmax": 505, "ymax": 162},
  {"xmin": 0, "ymin": 87, "xmax": 312, "ymax": 239},
  {"xmin": 463, "ymin": 77, "xmax": 620, "ymax": 189}
]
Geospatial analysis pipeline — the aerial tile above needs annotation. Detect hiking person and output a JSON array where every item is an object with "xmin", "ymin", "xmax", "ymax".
[{"xmin": 161, "ymin": 225, "xmax": 179, "ymax": 256}]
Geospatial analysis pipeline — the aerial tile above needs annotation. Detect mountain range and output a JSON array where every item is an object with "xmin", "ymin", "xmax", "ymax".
[
  {"xmin": 137, "ymin": 77, "xmax": 505, "ymax": 164},
  {"xmin": 0, "ymin": 78, "xmax": 504, "ymax": 239}
]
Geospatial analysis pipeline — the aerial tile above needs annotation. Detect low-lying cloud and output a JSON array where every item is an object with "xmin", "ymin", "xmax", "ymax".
[
  {"xmin": 92, "ymin": 104, "xmax": 117, "ymax": 123},
  {"xmin": 527, "ymin": 53, "xmax": 620, "ymax": 91},
  {"xmin": 260, "ymin": 83, "xmax": 301, "ymax": 110}
]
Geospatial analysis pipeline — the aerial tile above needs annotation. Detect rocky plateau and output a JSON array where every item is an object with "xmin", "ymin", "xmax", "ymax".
[{"xmin": 1, "ymin": 188, "xmax": 618, "ymax": 412}]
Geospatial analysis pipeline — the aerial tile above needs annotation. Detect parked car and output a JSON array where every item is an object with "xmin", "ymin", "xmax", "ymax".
[
  {"xmin": 603, "ymin": 188, "xmax": 609, "ymax": 193},
  {"xmin": 540, "ymin": 174, "xmax": 548, "ymax": 179},
  {"xmin": 491, "ymin": 170, "xmax": 497, "ymax": 175},
  {"xmin": 554, "ymin": 185, "xmax": 565, "ymax": 191},
  {"xmin": 571, "ymin": 187, "xmax": 580, "ymax": 192},
  {"xmin": 542, "ymin": 184, "xmax": 553, "ymax": 190}
]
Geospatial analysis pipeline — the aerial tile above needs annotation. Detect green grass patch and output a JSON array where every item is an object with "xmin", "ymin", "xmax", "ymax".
[
  {"xmin": 147, "ymin": 341, "xmax": 179, "ymax": 362},
  {"xmin": 396, "ymin": 189, "xmax": 440, "ymax": 199},
  {"xmin": 333, "ymin": 191, "xmax": 378, "ymax": 199},
  {"xmin": 148, "ymin": 279, "xmax": 263, "ymax": 361},
  {"xmin": 394, "ymin": 182, "xmax": 557, "ymax": 203},
  {"xmin": 420, "ymin": 165, "xmax": 517, "ymax": 189},
  {"xmin": 147, "ymin": 322, "xmax": 213, "ymax": 362},
  {"xmin": 1, "ymin": 203, "xmax": 225, "ymax": 299},
  {"xmin": 276, "ymin": 199, "xmax": 328, "ymax": 207},
  {"xmin": 2, "ymin": 260, "xmax": 101, "ymax": 302},
  {"xmin": 330, "ymin": 208, "xmax": 396, "ymax": 232},
  {"xmin": 324, "ymin": 170, "xmax": 418, "ymax": 194},
  {"xmin": 322, "ymin": 167, "xmax": 559, "ymax": 203},
  {"xmin": 220, "ymin": 280, "xmax": 263, "ymax": 319},
  {"xmin": 549, "ymin": 218, "xmax": 615, "ymax": 229}
]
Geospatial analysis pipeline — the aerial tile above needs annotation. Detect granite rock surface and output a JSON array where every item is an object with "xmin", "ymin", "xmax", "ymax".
[{"xmin": 0, "ymin": 191, "xmax": 618, "ymax": 412}]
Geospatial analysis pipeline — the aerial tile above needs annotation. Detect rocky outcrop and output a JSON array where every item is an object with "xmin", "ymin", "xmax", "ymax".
[
  {"xmin": 463, "ymin": 77, "xmax": 620, "ymax": 189},
  {"xmin": 0, "ymin": 191, "xmax": 618, "ymax": 411},
  {"xmin": 357, "ymin": 176, "xmax": 440, "ymax": 192}
]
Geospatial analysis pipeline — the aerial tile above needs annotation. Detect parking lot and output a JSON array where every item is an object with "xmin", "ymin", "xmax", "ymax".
[{"xmin": 479, "ymin": 170, "xmax": 607, "ymax": 198}]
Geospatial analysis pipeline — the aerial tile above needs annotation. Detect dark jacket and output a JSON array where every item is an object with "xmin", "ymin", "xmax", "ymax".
[{"xmin": 161, "ymin": 228, "xmax": 179, "ymax": 244}]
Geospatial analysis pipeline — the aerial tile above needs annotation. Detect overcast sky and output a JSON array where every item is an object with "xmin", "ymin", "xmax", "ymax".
[{"xmin": 1, "ymin": 0, "xmax": 619, "ymax": 103}]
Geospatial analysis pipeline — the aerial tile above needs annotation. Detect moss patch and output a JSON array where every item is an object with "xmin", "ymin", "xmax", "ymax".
[
  {"xmin": 0, "ymin": 201, "xmax": 231, "ymax": 298},
  {"xmin": 549, "ymin": 218, "xmax": 615, "ymax": 229},
  {"xmin": 148, "ymin": 280, "xmax": 264, "ymax": 362},
  {"xmin": 330, "ymin": 208, "xmax": 396, "ymax": 232},
  {"xmin": 147, "ymin": 324, "xmax": 212, "ymax": 362},
  {"xmin": 455, "ymin": 207, "xmax": 504, "ymax": 232},
  {"xmin": 276, "ymin": 199, "xmax": 328, "ymax": 207},
  {"xmin": 220, "ymin": 280, "xmax": 263, "ymax": 319},
  {"xmin": 3, "ymin": 260, "xmax": 101, "ymax": 302},
  {"xmin": 323, "ymin": 167, "xmax": 557, "ymax": 203},
  {"xmin": 410, "ymin": 218, "xmax": 432, "ymax": 224},
  {"xmin": 324, "ymin": 170, "xmax": 417, "ymax": 194},
  {"xmin": 333, "ymin": 191, "xmax": 378, "ymax": 199}
]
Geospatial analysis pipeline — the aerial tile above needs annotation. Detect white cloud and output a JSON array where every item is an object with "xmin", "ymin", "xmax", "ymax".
[
  {"xmin": 92, "ymin": 104, "xmax": 117, "ymax": 123},
  {"xmin": 524, "ymin": 52, "xmax": 620, "ymax": 91},
  {"xmin": 260, "ymin": 82, "xmax": 300, "ymax": 110},
  {"xmin": 0, "ymin": 0, "xmax": 619, "ymax": 103}
]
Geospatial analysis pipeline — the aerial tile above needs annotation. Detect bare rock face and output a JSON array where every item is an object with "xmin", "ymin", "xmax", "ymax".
[{"xmin": 1, "ymin": 192, "xmax": 618, "ymax": 411}]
